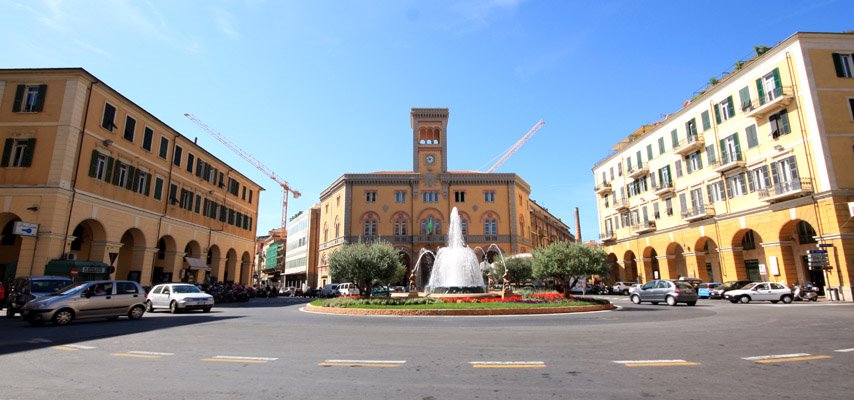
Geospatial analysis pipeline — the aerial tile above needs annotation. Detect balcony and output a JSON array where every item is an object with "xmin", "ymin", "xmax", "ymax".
[
  {"xmin": 758, "ymin": 178, "xmax": 813, "ymax": 203},
  {"xmin": 744, "ymin": 86, "xmax": 795, "ymax": 119},
  {"xmin": 613, "ymin": 197, "xmax": 629, "ymax": 212},
  {"xmin": 632, "ymin": 221, "xmax": 657, "ymax": 234},
  {"xmin": 682, "ymin": 205, "xmax": 716, "ymax": 222},
  {"xmin": 627, "ymin": 165, "xmax": 649, "ymax": 179},
  {"xmin": 673, "ymin": 134, "xmax": 705, "ymax": 156},
  {"xmin": 599, "ymin": 231, "xmax": 616, "ymax": 242},
  {"xmin": 711, "ymin": 154, "xmax": 745, "ymax": 174},
  {"xmin": 653, "ymin": 181, "xmax": 675, "ymax": 197},
  {"xmin": 594, "ymin": 182, "xmax": 612, "ymax": 196}
]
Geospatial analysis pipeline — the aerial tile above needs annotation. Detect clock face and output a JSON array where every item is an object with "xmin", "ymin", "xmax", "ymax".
[{"xmin": 425, "ymin": 154, "xmax": 435, "ymax": 165}]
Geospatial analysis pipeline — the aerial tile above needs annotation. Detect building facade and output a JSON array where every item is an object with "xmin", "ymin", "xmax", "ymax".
[
  {"xmin": 317, "ymin": 108, "xmax": 573, "ymax": 288},
  {"xmin": 255, "ymin": 229, "xmax": 284, "ymax": 286},
  {"xmin": 0, "ymin": 68, "xmax": 262, "ymax": 286},
  {"xmin": 284, "ymin": 205, "xmax": 320, "ymax": 291},
  {"xmin": 592, "ymin": 32, "xmax": 854, "ymax": 300}
]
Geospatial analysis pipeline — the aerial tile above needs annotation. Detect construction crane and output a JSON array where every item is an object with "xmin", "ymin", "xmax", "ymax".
[
  {"xmin": 485, "ymin": 120, "xmax": 545, "ymax": 173},
  {"xmin": 184, "ymin": 113, "xmax": 301, "ymax": 234}
]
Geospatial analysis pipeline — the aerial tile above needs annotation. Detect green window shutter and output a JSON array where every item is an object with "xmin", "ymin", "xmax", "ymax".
[
  {"xmin": 21, "ymin": 139, "xmax": 36, "ymax": 167},
  {"xmin": 719, "ymin": 138, "xmax": 728, "ymax": 164},
  {"xmin": 104, "ymin": 156, "xmax": 114, "ymax": 182},
  {"xmin": 770, "ymin": 162, "xmax": 780, "ymax": 185},
  {"xmin": 832, "ymin": 53, "xmax": 845, "ymax": 77},
  {"xmin": 647, "ymin": 144, "xmax": 653, "ymax": 161},
  {"xmin": 756, "ymin": 78, "xmax": 766, "ymax": 105},
  {"xmin": 127, "ymin": 166, "xmax": 138, "ymax": 190},
  {"xmin": 1, "ymin": 138, "xmax": 13, "ymax": 167},
  {"xmin": 112, "ymin": 161, "xmax": 122, "ymax": 186},
  {"xmin": 772, "ymin": 68, "xmax": 782, "ymax": 91},
  {"xmin": 714, "ymin": 104, "xmax": 722, "ymax": 124},
  {"xmin": 727, "ymin": 96, "xmax": 735, "ymax": 117},
  {"xmin": 739, "ymin": 87, "xmax": 751, "ymax": 110},
  {"xmin": 12, "ymin": 85, "xmax": 24, "ymax": 112},
  {"xmin": 780, "ymin": 110, "xmax": 791, "ymax": 134},
  {"xmin": 733, "ymin": 135, "xmax": 742, "ymax": 161},
  {"xmin": 671, "ymin": 129, "xmax": 678, "ymax": 147},
  {"xmin": 35, "ymin": 85, "xmax": 47, "ymax": 112},
  {"xmin": 88, "ymin": 150, "xmax": 99, "ymax": 177},
  {"xmin": 701, "ymin": 111, "xmax": 711, "ymax": 131},
  {"xmin": 658, "ymin": 137, "xmax": 665, "ymax": 154},
  {"xmin": 154, "ymin": 178, "xmax": 163, "ymax": 200},
  {"xmin": 705, "ymin": 144, "xmax": 716, "ymax": 165},
  {"xmin": 696, "ymin": 152, "xmax": 703, "ymax": 170},
  {"xmin": 144, "ymin": 174, "xmax": 151, "ymax": 196},
  {"xmin": 636, "ymin": 151, "xmax": 642, "ymax": 167}
]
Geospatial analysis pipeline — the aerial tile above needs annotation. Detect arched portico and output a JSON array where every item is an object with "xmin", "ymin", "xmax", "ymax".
[
  {"xmin": 0, "ymin": 213, "xmax": 23, "ymax": 283},
  {"xmin": 694, "ymin": 237, "xmax": 721, "ymax": 282},
  {"xmin": 116, "ymin": 228, "xmax": 146, "ymax": 282}
]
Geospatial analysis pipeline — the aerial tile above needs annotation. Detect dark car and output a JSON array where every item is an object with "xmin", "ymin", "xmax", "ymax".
[
  {"xmin": 709, "ymin": 280, "xmax": 754, "ymax": 299},
  {"xmin": 6, "ymin": 276, "xmax": 73, "ymax": 317}
]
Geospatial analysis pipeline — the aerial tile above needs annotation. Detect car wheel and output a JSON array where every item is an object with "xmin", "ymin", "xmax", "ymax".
[
  {"xmin": 128, "ymin": 305, "xmax": 145, "ymax": 320},
  {"xmin": 630, "ymin": 294, "xmax": 641, "ymax": 304},
  {"xmin": 52, "ymin": 309, "xmax": 74, "ymax": 326},
  {"xmin": 687, "ymin": 301, "xmax": 697, "ymax": 306},
  {"xmin": 203, "ymin": 307, "xmax": 211, "ymax": 313},
  {"xmin": 170, "ymin": 301, "xmax": 179, "ymax": 314},
  {"xmin": 145, "ymin": 300, "xmax": 154, "ymax": 312},
  {"xmin": 622, "ymin": 289, "xmax": 629, "ymax": 296},
  {"xmin": 666, "ymin": 296, "xmax": 677, "ymax": 306},
  {"xmin": 781, "ymin": 295, "xmax": 793, "ymax": 304},
  {"xmin": 739, "ymin": 296, "xmax": 751, "ymax": 304}
]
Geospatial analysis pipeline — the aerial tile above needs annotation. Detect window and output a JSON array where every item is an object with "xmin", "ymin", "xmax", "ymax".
[
  {"xmin": 725, "ymin": 172, "xmax": 748, "ymax": 198},
  {"xmin": 671, "ymin": 129, "xmax": 679, "ymax": 148},
  {"xmin": 102, "ymin": 103, "xmax": 117, "ymax": 131},
  {"xmin": 169, "ymin": 184, "xmax": 178, "ymax": 204},
  {"xmin": 154, "ymin": 177, "xmax": 164, "ymax": 201},
  {"xmin": 715, "ymin": 96, "xmax": 735, "ymax": 123},
  {"xmin": 363, "ymin": 220, "xmax": 378, "ymax": 237},
  {"xmin": 136, "ymin": 172, "xmax": 149, "ymax": 195},
  {"xmin": 366, "ymin": 191, "xmax": 377, "ymax": 202},
  {"xmin": 658, "ymin": 165, "xmax": 672, "ymax": 187},
  {"xmin": 685, "ymin": 118, "xmax": 698, "ymax": 140},
  {"xmin": 707, "ymin": 181, "xmax": 724, "ymax": 203},
  {"xmin": 636, "ymin": 150, "xmax": 643, "ymax": 168},
  {"xmin": 394, "ymin": 220, "xmax": 408, "ymax": 236},
  {"xmin": 769, "ymin": 109, "xmax": 791, "ymax": 138},
  {"xmin": 665, "ymin": 198, "xmax": 673, "ymax": 216},
  {"xmin": 159, "ymin": 137, "xmax": 169, "ymax": 159},
  {"xmin": 748, "ymin": 165, "xmax": 771, "ymax": 192},
  {"xmin": 738, "ymin": 86, "xmax": 752, "ymax": 111},
  {"xmin": 685, "ymin": 151, "xmax": 703, "ymax": 173},
  {"xmin": 720, "ymin": 133, "xmax": 743, "ymax": 164},
  {"xmin": 186, "ymin": 153, "xmax": 195, "ymax": 173},
  {"xmin": 701, "ymin": 110, "xmax": 711, "ymax": 131},
  {"xmin": 745, "ymin": 124, "xmax": 759, "ymax": 148},
  {"xmin": 227, "ymin": 178, "xmax": 240, "ymax": 196},
  {"xmin": 454, "ymin": 191, "xmax": 466, "ymax": 202},
  {"xmin": 690, "ymin": 187, "xmax": 704, "ymax": 212},
  {"xmin": 758, "ymin": 68, "xmax": 782, "ymax": 104},
  {"xmin": 609, "ymin": 167, "xmax": 614, "ymax": 180},
  {"xmin": 705, "ymin": 144, "xmax": 717, "ymax": 165},
  {"xmin": 617, "ymin": 162, "xmax": 622, "ymax": 177},
  {"xmin": 646, "ymin": 144, "xmax": 653, "ymax": 161},
  {"xmin": 422, "ymin": 191, "xmax": 439, "ymax": 203},
  {"xmin": 653, "ymin": 202, "xmax": 660, "ymax": 219},
  {"xmin": 88, "ymin": 150, "xmax": 107, "ymax": 179},
  {"xmin": 1, "ymin": 138, "xmax": 36, "ymax": 167},
  {"xmin": 461, "ymin": 219, "xmax": 468, "ymax": 235},
  {"xmin": 771, "ymin": 155, "xmax": 800, "ymax": 187},
  {"xmin": 658, "ymin": 137, "xmax": 665, "ymax": 154},
  {"xmin": 116, "ymin": 163, "xmax": 129, "ymax": 188},
  {"xmin": 142, "ymin": 128, "xmax": 153, "ymax": 151},
  {"xmin": 194, "ymin": 194, "xmax": 201, "ymax": 213},
  {"xmin": 833, "ymin": 53, "xmax": 854, "ymax": 78},
  {"xmin": 123, "ymin": 116, "xmax": 136, "ymax": 142},
  {"xmin": 395, "ymin": 191, "xmax": 406, "ymax": 203},
  {"xmin": 850, "ymin": 98, "xmax": 854, "ymax": 121},
  {"xmin": 484, "ymin": 219, "xmax": 497, "ymax": 236},
  {"xmin": 173, "ymin": 145, "xmax": 183, "ymax": 167},
  {"xmin": 484, "ymin": 191, "xmax": 496, "ymax": 203},
  {"xmin": 421, "ymin": 218, "xmax": 441, "ymax": 235},
  {"xmin": 626, "ymin": 158, "xmax": 633, "ymax": 172},
  {"xmin": 12, "ymin": 84, "xmax": 47, "ymax": 113},
  {"xmin": 249, "ymin": 190, "xmax": 253, "ymax": 204},
  {"xmin": 674, "ymin": 160, "xmax": 683, "ymax": 177}
]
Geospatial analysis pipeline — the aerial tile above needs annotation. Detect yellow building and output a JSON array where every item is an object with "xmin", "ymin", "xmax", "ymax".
[
  {"xmin": 317, "ymin": 108, "xmax": 573, "ymax": 287},
  {"xmin": 0, "ymin": 68, "xmax": 262, "ymax": 286},
  {"xmin": 592, "ymin": 32, "xmax": 854, "ymax": 300}
]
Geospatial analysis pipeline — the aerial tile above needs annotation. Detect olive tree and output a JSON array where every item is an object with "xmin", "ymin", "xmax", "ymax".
[
  {"xmin": 532, "ymin": 242, "xmax": 609, "ymax": 294},
  {"xmin": 491, "ymin": 256, "xmax": 533, "ymax": 287},
  {"xmin": 328, "ymin": 241, "xmax": 403, "ymax": 298}
]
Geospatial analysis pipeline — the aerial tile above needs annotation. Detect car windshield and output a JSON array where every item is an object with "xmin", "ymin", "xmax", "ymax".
[
  {"xmin": 172, "ymin": 285, "xmax": 202, "ymax": 293},
  {"xmin": 52, "ymin": 282, "xmax": 88, "ymax": 296}
]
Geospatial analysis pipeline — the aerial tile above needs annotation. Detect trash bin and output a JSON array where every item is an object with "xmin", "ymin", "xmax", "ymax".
[{"xmin": 828, "ymin": 288, "xmax": 839, "ymax": 301}]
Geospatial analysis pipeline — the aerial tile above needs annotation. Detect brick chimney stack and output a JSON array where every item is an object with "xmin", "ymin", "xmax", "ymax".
[{"xmin": 574, "ymin": 207, "xmax": 581, "ymax": 243}]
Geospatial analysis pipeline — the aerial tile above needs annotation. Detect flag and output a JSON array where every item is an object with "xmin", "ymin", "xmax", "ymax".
[{"xmin": 427, "ymin": 217, "xmax": 433, "ymax": 234}]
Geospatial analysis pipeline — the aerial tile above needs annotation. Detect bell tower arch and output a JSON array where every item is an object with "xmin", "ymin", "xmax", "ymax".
[{"xmin": 411, "ymin": 108, "xmax": 449, "ymax": 173}]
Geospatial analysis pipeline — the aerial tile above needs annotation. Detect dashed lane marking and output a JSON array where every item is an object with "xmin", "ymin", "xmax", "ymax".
[
  {"xmin": 51, "ymin": 344, "xmax": 96, "ymax": 351},
  {"xmin": 742, "ymin": 353, "xmax": 832, "ymax": 363},
  {"xmin": 613, "ymin": 359, "xmax": 699, "ymax": 367},
  {"xmin": 319, "ymin": 359, "xmax": 406, "ymax": 367},
  {"xmin": 111, "ymin": 351, "xmax": 175, "ymax": 359},
  {"xmin": 470, "ymin": 361, "xmax": 546, "ymax": 369},
  {"xmin": 201, "ymin": 355, "xmax": 277, "ymax": 363},
  {"xmin": 834, "ymin": 348, "xmax": 854, "ymax": 353}
]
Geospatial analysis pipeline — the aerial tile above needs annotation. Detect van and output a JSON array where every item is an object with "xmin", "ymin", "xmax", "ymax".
[
  {"xmin": 20, "ymin": 280, "xmax": 147, "ymax": 326},
  {"xmin": 337, "ymin": 283, "xmax": 360, "ymax": 297},
  {"xmin": 320, "ymin": 284, "xmax": 340, "ymax": 298}
]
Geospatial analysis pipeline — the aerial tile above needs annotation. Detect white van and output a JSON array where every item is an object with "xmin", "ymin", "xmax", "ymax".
[{"xmin": 337, "ymin": 283, "xmax": 360, "ymax": 296}]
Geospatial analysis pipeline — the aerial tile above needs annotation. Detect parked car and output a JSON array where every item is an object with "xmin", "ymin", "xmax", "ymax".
[
  {"xmin": 371, "ymin": 285, "xmax": 391, "ymax": 297},
  {"xmin": 320, "ymin": 284, "xmax": 340, "ymax": 298},
  {"xmin": 5, "ymin": 276, "xmax": 73, "ymax": 318},
  {"xmin": 337, "ymin": 283, "xmax": 360, "ymax": 296},
  {"xmin": 724, "ymin": 282, "xmax": 793, "ymax": 304},
  {"xmin": 146, "ymin": 283, "xmax": 214, "ymax": 313},
  {"xmin": 21, "ymin": 280, "xmax": 147, "ymax": 326},
  {"xmin": 677, "ymin": 277, "xmax": 702, "ymax": 289},
  {"xmin": 697, "ymin": 282, "xmax": 722, "ymax": 298},
  {"xmin": 709, "ymin": 280, "xmax": 754, "ymax": 299},
  {"xmin": 612, "ymin": 281, "xmax": 636, "ymax": 295},
  {"xmin": 630, "ymin": 280, "xmax": 698, "ymax": 306},
  {"xmin": 390, "ymin": 286, "xmax": 407, "ymax": 293},
  {"xmin": 629, "ymin": 283, "xmax": 642, "ymax": 294}
]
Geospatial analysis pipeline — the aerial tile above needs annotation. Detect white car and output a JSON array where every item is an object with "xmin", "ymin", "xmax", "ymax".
[
  {"xmin": 612, "ymin": 281, "xmax": 635, "ymax": 295},
  {"xmin": 146, "ymin": 283, "xmax": 214, "ymax": 313},
  {"xmin": 337, "ymin": 283, "xmax": 360, "ymax": 296},
  {"xmin": 724, "ymin": 282, "xmax": 793, "ymax": 304}
]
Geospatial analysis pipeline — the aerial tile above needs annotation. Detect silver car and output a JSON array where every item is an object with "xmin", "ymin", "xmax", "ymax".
[
  {"xmin": 630, "ymin": 280, "xmax": 698, "ymax": 306},
  {"xmin": 146, "ymin": 283, "xmax": 214, "ymax": 313},
  {"xmin": 21, "ymin": 280, "xmax": 147, "ymax": 326}
]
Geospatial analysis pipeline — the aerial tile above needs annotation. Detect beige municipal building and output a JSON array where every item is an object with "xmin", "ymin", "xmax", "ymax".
[{"xmin": 0, "ymin": 68, "xmax": 262, "ymax": 286}]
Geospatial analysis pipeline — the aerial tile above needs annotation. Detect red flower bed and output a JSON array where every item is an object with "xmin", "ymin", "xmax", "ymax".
[
  {"xmin": 440, "ymin": 296, "xmax": 522, "ymax": 303},
  {"xmin": 531, "ymin": 292, "xmax": 568, "ymax": 301}
]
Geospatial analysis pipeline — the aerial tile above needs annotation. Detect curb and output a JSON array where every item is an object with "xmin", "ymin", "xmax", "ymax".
[{"xmin": 304, "ymin": 302, "xmax": 615, "ymax": 316}]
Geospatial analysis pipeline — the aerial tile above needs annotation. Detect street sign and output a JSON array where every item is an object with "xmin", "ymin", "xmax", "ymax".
[
  {"xmin": 807, "ymin": 249, "xmax": 830, "ymax": 270},
  {"xmin": 13, "ymin": 221, "xmax": 38, "ymax": 237},
  {"xmin": 818, "ymin": 243, "xmax": 833, "ymax": 248},
  {"xmin": 70, "ymin": 267, "xmax": 78, "ymax": 278}
]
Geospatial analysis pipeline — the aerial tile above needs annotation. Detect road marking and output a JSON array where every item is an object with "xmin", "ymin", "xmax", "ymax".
[
  {"xmin": 202, "ymin": 355, "xmax": 277, "ymax": 363},
  {"xmin": 112, "ymin": 353, "xmax": 161, "ymax": 359},
  {"xmin": 834, "ymin": 348, "xmax": 854, "ymax": 353},
  {"xmin": 128, "ymin": 351, "xmax": 174, "ymax": 356},
  {"xmin": 613, "ymin": 360, "xmax": 699, "ymax": 367},
  {"xmin": 27, "ymin": 338, "xmax": 52, "ymax": 344},
  {"xmin": 743, "ymin": 353, "xmax": 832, "ymax": 363},
  {"xmin": 470, "ymin": 361, "xmax": 546, "ymax": 369},
  {"xmin": 51, "ymin": 344, "xmax": 96, "ymax": 351},
  {"xmin": 320, "ymin": 359, "xmax": 406, "ymax": 367}
]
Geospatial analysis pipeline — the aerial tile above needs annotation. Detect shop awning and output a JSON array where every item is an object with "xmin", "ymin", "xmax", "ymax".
[
  {"xmin": 44, "ymin": 260, "xmax": 111, "ymax": 276},
  {"xmin": 185, "ymin": 257, "xmax": 210, "ymax": 271}
]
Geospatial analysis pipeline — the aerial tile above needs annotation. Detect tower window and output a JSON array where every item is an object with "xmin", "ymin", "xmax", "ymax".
[{"xmin": 419, "ymin": 127, "xmax": 441, "ymax": 145}]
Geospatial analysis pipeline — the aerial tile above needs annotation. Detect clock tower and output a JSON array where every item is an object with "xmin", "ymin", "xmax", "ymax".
[{"xmin": 411, "ymin": 108, "xmax": 448, "ymax": 174}]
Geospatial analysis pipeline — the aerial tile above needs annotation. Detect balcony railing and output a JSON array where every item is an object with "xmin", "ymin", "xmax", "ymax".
[
  {"xmin": 711, "ymin": 153, "xmax": 745, "ymax": 173},
  {"xmin": 653, "ymin": 180, "xmax": 675, "ymax": 197},
  {"xmin": 599, "ymin": 231, "xmax": 616, "ymax": 242},
  {"xmin": 744, "ymin": 86, "xmax": 794, "ymax": 119},
  {"xmin": 613, "ymin": 196, "xmax": 629, "ymax": 211},
  {"xmin": 674, "ymin": 134, "xmax": 705, "ymax": 156},
  {"xmin": 631, "ymin": 221, "xmax": 656, "ymax": 234},
  {"xmin": 682, "ymin": 205, "xmax": 715, "ymax": 222},
  {"xmin": 594, "ymin": 182, "xmax": 612, "ymax": 196},
  {"xmin": 758, "ymin": 178, "xmax": 813, "ymax": 203},
  {"xmin": 628, "ymin": 164, "xmax": 649, "ymax": 179}
]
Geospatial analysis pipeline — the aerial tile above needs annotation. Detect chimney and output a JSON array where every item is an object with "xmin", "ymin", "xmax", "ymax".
[{"xmin": 574, "ymin": 207, "xmax": 581, "ymax": 243}]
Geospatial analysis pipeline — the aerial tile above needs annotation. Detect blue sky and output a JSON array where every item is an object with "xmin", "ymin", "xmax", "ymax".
[{"xmin": 2, "ymin": 0, "xmax": 851, "ymax": 239}]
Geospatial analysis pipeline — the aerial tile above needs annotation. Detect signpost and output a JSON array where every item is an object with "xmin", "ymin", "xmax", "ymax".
[
  {"xmin": 13, "ymin": 221, "xmax": 39, "ymax": 237},
  {"xmin": 807, "ymin": 249, "xmax": 830, "ymax": 270}
]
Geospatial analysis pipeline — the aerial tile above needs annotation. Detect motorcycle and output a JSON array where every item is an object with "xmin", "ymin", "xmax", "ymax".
[{"xmin": 793, "ymin": 285, "xmax": 818, "ymax": 302}]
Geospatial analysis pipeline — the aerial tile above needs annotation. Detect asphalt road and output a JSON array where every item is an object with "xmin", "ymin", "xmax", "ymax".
[{"xmin": 1, "ymin": 295, "xmax": 853, "ymax": 400}]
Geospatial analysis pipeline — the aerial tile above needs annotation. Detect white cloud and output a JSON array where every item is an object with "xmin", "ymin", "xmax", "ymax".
[
  {"xmin": 213, "ymin": 8, "xmax": 239, "ymax": 39},
  {"xmin": 448, "ymin": 0, "xmax": 523, "ymax": 33}
]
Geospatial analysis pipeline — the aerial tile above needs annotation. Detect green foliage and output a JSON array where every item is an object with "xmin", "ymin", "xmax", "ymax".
[
  {"xmin": 709, "ymin": 77, "xmax": 719, "ymax": 86},
  {"xmin": 492, "ymin": 256, "xmax": 533, "ymax": 285},
  {"xmin": 319, "ymin": 297, "xmax": 441, "ymax": 308},
  {"xmin": 754, "ymin": 45, "xmax": 769, "ymax": 56},
  {"xmin": 328, "ymin": 241, "xmax": 403, "ymax": 298},
  {"xmin": 532, "ymin": 242, "xmax": 609, "ymax": 288}
]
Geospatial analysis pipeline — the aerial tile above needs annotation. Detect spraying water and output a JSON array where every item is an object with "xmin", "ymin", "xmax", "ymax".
[{"xmin": 426, "ymin": 207, "xmax": 486, "ymax": 294}]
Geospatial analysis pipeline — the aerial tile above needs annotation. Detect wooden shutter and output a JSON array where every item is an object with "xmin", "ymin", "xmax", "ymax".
[
  {"xmin": 727, "ymin": 96, "xmax": 735, "ymax": 117},
  {"xmin": 21, "ymin": 139, "xmax": 36, "ymax": 167},
  {"xmin": 714, "ymin": 104, "xmax": 722, "ymax": 124},
  {"xmin": 0, "ymin": 138, "xmax": 13, "ymax": 167},
  {"xmin": 12, "ymin": 85, "xmax": 24, "ymax": 112},
  {"xmin": 832, "ymin": 53, "xmax": 845, "ymax": 77},
  {"xmin": 112, "ymin": 161, "xmax": 122, "ymax": 185},
  {"xmin": 756, "ymin": 78, "xmax": 765, "ymax": 105},
  {"xmin": 770, "ymin": 161, "xmax": 780, "ymax": 185},
  {"xmin": 35, "ymin": 85, "xmax": 47, "ymax": 112},
  {"xmin": 88, "ymin": 150, "xmax": 99, "ymax": 177},
  {"xmin": 144, "ymin": 173, "xmax": 151, "ymax": 196},
  {"xmin": 127, "ymin": 166, "xmax": 138, "ymax": 190},
  {"xmin": 747, "ymin": 170, "xmax": 756, "ymax": 192},
  {"xmin": 696, "ymin": 152, "xmax": 703, "ymax": 169},
  {"xmin": 679, "ymin": 193, "xmax": 688, "ymax": 213},
  {"xmin": 780, "ymin": 110, "xmax": 790, "ymax": 134},
  {"xmin": 739, "ymin": 86, "xmax": 751, "ymax": 110},
  {"xmin": 733, "ymin": 134, "xmax": 742, "ymax": 161},
  {"xmin": 772, "ymin": 68, "xmax": 782, "ymax": 91},
  {"xmin": 719, "ymin": 139, "xmax": 728, "ymax": 164},
  {"xmin": 104, "ymin": 156, "xmax": 114, "ymax": 182},
  {"xmin": 787, "ymin": 156, "xmax": 799, "ymax": 180}
]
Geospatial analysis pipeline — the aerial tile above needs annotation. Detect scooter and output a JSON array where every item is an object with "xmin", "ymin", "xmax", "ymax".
[{"xmin": 793, "ymin": 285, "xmax": 818, "ymax": 302}]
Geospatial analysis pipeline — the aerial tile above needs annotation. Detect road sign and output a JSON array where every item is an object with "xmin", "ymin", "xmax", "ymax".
[
  {"xmin": 13, "ymin": 221, "xmax": 38, "ymax": 237},
  {"xmin": 70, "ymin": 267, "xmax": 78, "ymax": 278},
  {"xmin": 818, "ymin": 244, "xmax": 833, "ymax": 248},
  {"xmin": 807, "ymin": 250, "xmax": 830, "ymax": 270}
]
